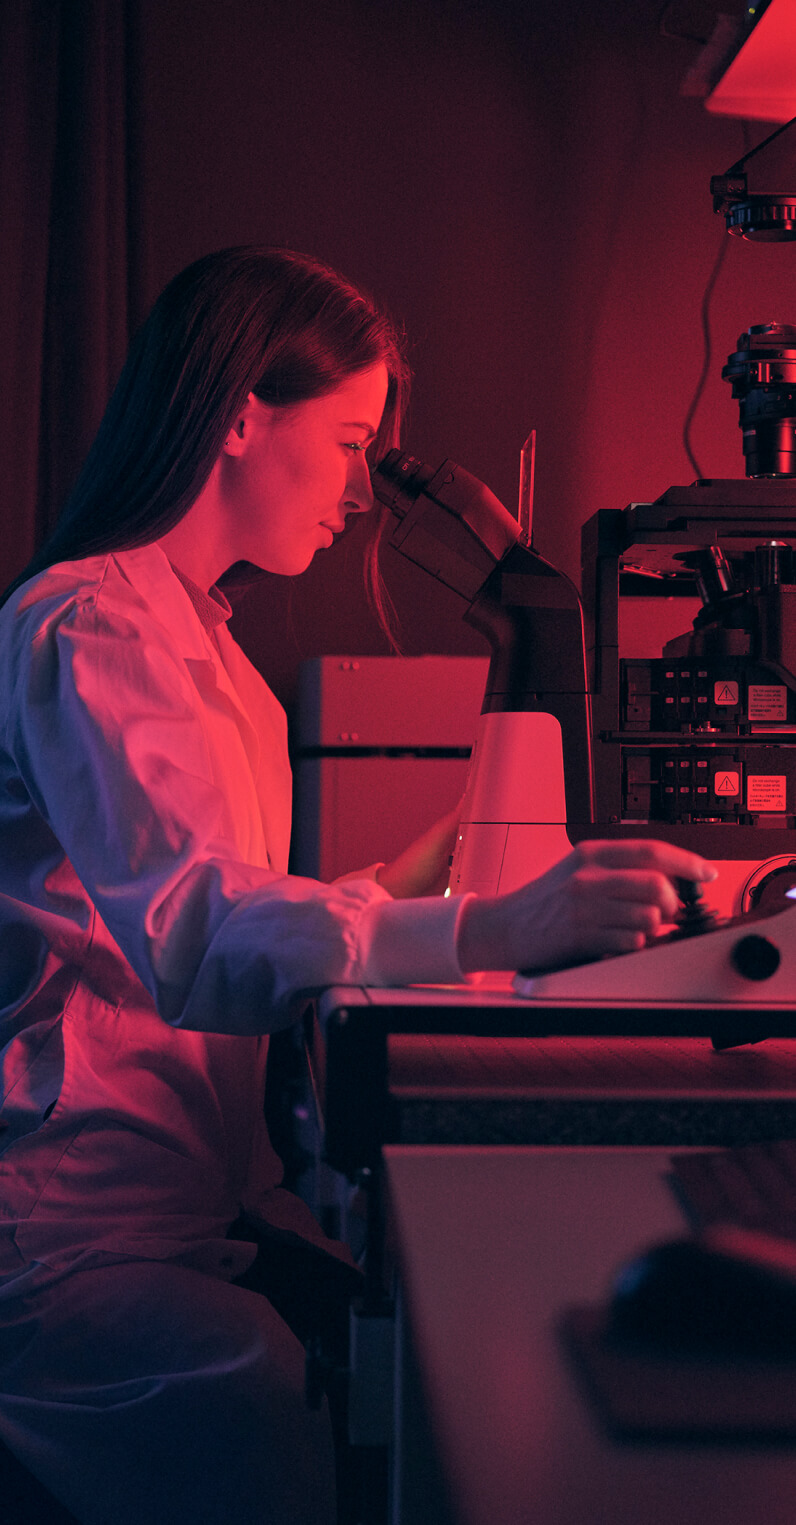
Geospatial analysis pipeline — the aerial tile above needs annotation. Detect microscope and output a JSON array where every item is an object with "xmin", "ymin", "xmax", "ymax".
[
  {"xmin": 371, "ymin": 337, "xmax": 796, "ymax": 1021},
  {"xmin": 373, "ymin": 323, "xmax": 796, "ymax": 925},
  {"xmin": 372, "ymin": 116, "xmax": 796, "ymax": 937}
]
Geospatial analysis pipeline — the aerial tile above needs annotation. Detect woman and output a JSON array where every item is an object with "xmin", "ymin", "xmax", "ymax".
[{"xmin": 0, "ymin": 247, "xmax": 713, "ymax": 1523}]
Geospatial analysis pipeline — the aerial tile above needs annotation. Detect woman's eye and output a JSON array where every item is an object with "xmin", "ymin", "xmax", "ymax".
[{"xmin": 344, "ymin": 442, "xmax": 367, "ymax": 453}]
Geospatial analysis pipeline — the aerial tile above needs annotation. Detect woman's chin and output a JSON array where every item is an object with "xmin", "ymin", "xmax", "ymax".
[{"xmin": 243, "ymin": 544, "xmax": 325, "ymax": 577}]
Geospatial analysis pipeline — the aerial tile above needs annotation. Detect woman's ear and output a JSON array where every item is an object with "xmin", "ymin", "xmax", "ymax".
[{"xmin": 222, "ymin": 393, "xmax": 257, "ymax": 456}]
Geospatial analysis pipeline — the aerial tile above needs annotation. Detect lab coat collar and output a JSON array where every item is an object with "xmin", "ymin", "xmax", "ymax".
[
  {"xmin": 169, "ymin": 565, "xmax": 233, "ymax": 636},
  {"xmin": 113, "ymin": 545, "xmax": 262, "ymax": 773},
  {"xmin": 108, "ymin": 544, "xmax": 231, "ymax": 662}
]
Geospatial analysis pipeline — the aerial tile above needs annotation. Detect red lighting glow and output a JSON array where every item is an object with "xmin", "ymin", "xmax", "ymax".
[{"xmin": 706, "ymin": 0, "xmax": 796, "ymax": 122}]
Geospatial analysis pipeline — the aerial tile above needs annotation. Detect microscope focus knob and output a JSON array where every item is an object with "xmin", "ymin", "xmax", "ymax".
[{"xmin": 731, "ymin": 934, "xmax": 781, "ymax": 981}]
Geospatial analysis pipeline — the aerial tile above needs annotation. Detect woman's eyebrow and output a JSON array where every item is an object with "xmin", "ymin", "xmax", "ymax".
[{"xmin": 341, "ymin": 421, "xmax": 377, "ymax": 438}]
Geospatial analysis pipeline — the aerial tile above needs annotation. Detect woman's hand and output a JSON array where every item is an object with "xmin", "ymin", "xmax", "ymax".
[
  {"xmin": 456, "ymin": 838, "xmax": 717, "ymax": 974},
  {"xmin": 376, "ymin": 806, "xmax": 462, "ymax": 899}
]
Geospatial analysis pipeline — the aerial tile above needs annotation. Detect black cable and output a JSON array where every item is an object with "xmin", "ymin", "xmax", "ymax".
[
  {"xmin": 682, "ymin": 233, "xmax": 730, "ymax": 479},
  {"xmin": 682, "ymin": 114, "xmax": 771, "ymax": 479}
]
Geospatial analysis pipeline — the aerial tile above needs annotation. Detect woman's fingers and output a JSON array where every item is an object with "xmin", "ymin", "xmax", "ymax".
[
  {"xmin": 565, "ymin": 841, "xmax": 716, "ymax": 925},
  {"xmin": 571, "ymin": 867, "xmax": 683, "ymax": 924},
  {"xmin": 457, "ymin": 837, "xmax": 718, "ymax": 975},
  {"xmin": 573, "ymin": 838, "xmax": 716, "ymax": 883},
  {"xmin": 593, "ymin": 894, "xmax": 666, "ymax": 934}
]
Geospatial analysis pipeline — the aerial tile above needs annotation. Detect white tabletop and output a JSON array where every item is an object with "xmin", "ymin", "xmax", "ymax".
[{"xmin": 385, "ymin": 1146, "xmax": 796, "ymax": 1525}]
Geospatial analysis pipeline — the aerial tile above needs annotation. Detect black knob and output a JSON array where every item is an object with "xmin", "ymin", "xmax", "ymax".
[{"xmin": 731, "ymin": 934, "xmax": 781, "ymax": 981}]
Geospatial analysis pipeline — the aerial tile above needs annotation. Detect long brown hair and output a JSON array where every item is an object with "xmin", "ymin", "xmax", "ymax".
[{"xmin": 3, "ymin": 246, "xmax": 409, "ymax": 617}]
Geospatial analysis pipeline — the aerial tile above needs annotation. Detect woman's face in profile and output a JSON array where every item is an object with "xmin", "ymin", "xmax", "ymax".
[{"xmin": 222, "ymin": 363, "xmax": 389, "ymax": 575}]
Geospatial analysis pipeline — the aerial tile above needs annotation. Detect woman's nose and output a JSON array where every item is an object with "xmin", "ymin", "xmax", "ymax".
[{"xmin": 343, "ymin": 454, "xmax": 375, "ymax": 515}]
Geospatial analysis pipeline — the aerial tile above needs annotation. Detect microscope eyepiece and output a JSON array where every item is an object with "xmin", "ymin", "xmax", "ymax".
[
  {"xmin": 370, "ymin": 450, "xmax": 520, "ymax": 601},
  {"xmin": 370, "ymin": 450, "xmax": 436, "ymax": 518}
]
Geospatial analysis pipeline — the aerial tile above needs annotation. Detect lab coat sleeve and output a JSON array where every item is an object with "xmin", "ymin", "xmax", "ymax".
[{"xmin": 5, "ymin": 585, "xmax": 470, "ymax": 1034}]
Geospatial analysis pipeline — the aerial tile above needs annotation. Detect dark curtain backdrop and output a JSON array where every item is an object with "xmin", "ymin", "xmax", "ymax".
[{"xmin": 0, "ymin": 0, "xmax": 147, "ymax": 591}]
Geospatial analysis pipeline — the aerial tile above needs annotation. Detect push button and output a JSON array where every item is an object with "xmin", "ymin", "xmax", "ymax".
[{"xmin": 731, "ymin": 935, "xmax": 781, "ymax": 981}]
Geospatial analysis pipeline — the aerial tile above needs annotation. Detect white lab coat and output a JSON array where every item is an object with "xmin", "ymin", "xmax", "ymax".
[{"xmin": 0, "ymin": 543, "xmax": 468, "ymax": 1523}]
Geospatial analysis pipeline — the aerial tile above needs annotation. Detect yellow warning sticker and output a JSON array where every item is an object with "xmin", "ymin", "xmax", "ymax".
[
  {"xmin": 747, "ymin": 685, "xmax": 788, "ymax": 722},
  {"xmin": 714, "ymin": 681, "xmax": 739, "ymax": 706},
  {"xmin": 747, "ymin": 775, "xmax": 787, "ymax": 811},
  {"xmin": 713, "ymin": 771, "xmax": 739, "ymax": 796}
]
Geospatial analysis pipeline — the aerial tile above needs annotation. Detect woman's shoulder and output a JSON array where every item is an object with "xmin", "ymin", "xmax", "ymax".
[
  {"xmin": 8, "ymin": 553, "xmax": 110, "ymax": 611},
  {"xmin": 0, "ymin": 547, "xmax": 217, "ymax": 718},
  {"xmin": 5, "ymin": 546, "xmax": 196, "ymax": 643}
]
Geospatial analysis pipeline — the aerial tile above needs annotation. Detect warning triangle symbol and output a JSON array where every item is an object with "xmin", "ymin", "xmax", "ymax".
[
  {"xmin": 717, "ymin": 684, "xmax": 736, "ymax": 702},
  {"xmin": 716, "ymin": 774, "xmax": 735, "ymax": 794}
]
